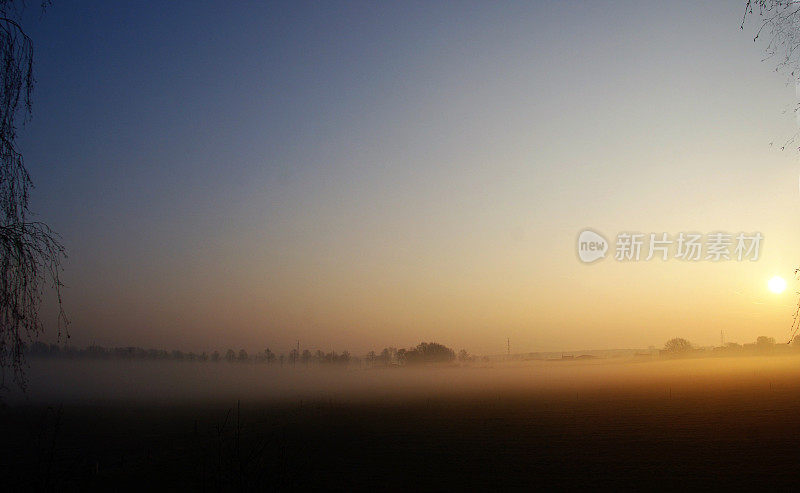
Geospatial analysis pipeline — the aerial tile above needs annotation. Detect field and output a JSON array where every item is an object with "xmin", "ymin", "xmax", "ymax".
[{"xmin": 3, "ymin": 356, "xmax": 800, "ymax": 490}]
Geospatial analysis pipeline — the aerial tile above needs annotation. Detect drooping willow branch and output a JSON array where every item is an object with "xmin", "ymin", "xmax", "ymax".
[
  {"xmin": 0, "ymin": 222, "xmax": 66, "ymax": 390},
  {"xmin": 0, "ymin": 1, "xmax": 67, "ymax": 391},
  {"xmin": 743, "ymin": 1, "xmax": 800, "ymax": 71},
  {"xmin": 743, "ymin": 1, "xmax": 800, "ymax": 149}
]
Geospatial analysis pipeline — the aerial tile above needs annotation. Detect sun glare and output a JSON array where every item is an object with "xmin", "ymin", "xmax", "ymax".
[{"xmin": 768, "ymin": 276, "xmax": 787, "ymax": 294}]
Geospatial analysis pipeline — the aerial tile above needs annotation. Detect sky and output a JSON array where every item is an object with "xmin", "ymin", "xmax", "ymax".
[{"xmin": 15, "ymin": 0, "xmax": 800, "ymax": 355}]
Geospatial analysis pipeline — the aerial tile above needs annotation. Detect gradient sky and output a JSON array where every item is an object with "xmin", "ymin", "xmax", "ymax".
[{"xmin": 17, "ymin": 1, "xmax": 800, "ymax": 354}]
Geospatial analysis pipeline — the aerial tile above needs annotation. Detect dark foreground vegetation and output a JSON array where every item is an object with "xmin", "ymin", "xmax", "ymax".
[{"xmin": 4, "ymin": 357, "xmax": 800, "ymax": 490}]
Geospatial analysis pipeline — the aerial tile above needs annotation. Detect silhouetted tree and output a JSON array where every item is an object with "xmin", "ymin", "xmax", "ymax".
[
  {"xmin": 368, "ymin": 347, "xmax": 398, "ymax": 366},
  {"xmin": 211, "ymin": 350, "xmax": 220, "ymax": 362},
  {"xmin": 663, "ymin": 338, "xmax": 693, "ymax": 354},
  {"xmin": 401, "ymin": 342, "xmax": 455, "ymax": 364},
  {"xmin": 756, "ymin": 336, "xmax": 776, "ymax": 351},
  {"xmin": 86, "ymin": 345, "xmax": 107, "ymax": 358},
  {"xmin": 237, "ymin": 349, "xmax": 248, "ymax": 362},
  {"xmin": 225, "ymin": 349, "xmax": 236, "ymax": 362},
  {"xmin": 323, "ymin": 351, "xmax": 337, "ymax": 364},
  {"xmin": 0, "ymin": 1, "xmax": 67, "ymax": 390}
]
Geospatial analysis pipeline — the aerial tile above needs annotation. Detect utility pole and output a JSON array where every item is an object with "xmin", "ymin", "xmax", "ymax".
[{"xmin": 507, "ymin": 337, "xmax": 510, "ymax": 357}]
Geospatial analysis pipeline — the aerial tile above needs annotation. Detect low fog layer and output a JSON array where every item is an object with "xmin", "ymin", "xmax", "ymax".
[{"xmin": 11, "ymin": 356, "xmax": 800, "ymax": 406}]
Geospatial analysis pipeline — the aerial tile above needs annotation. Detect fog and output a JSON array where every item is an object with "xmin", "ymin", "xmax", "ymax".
[
  {"xmin": 9, "ymin": 355, "xmax": 800, "ymax": 489},
  {"xmin": 13, "ymin": 355, "xmax": 800, "ymax": 406}
]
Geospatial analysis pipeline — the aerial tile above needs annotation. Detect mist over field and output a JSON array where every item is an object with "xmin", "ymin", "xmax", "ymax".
[
  {"xmin": 14, "ymin": 355, "xmax": 800, "ymax": 405},
  {"xmin": 7, "ymin": 354, "xmax": 800, "ymax": 489}
]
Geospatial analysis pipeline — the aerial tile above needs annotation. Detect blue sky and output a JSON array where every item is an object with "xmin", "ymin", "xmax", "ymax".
[{"xmin": 15, "ymin": 1, "xmax": 800, "ymax": 353}]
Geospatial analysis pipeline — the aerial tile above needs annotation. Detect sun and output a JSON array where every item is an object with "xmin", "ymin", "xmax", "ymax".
[{"xmin": 768, "ymin": 276, "xmax": 787, "ymax": 294}]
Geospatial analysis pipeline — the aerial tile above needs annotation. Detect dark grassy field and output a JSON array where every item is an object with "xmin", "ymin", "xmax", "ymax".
[{"xmin": 3, "ymin": 357, "xmax": 800, "ymax": 490}]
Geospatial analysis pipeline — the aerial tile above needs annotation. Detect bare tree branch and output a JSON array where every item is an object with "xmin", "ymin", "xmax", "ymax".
[{"xmin": 0, "ymin": 0, "xmax": 66, "ymax": 392}]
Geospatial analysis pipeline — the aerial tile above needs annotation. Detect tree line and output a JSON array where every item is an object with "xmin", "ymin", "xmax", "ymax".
[
  {"xmin": 662, "ymin": 335, "xmax": 800, "ymax": 356},
  {"xmin": 25, "ymin": 341, "xmax": 468, "ymax": 367}
]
